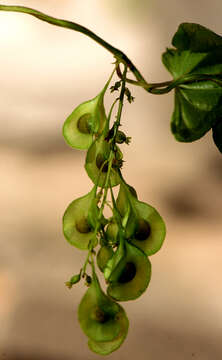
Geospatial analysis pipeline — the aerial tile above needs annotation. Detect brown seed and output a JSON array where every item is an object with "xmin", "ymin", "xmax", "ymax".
[
  {"xmin": 77, "ymin": 113, "xmax": 92, "ymax": 134},
  {"xmin": 118, "ymin": 262, "xmax": 136, "ymax": 283},
  {"xmin": 96, "ymin": 153, "xmax": 109, "ymax": 172},
  {"xmin": 134, "ymin": 219, "xmax": 151, "ymax": 241},
  {"xmin": 75, "ymin": 217, "xmax": 92, "ymax": 233}
]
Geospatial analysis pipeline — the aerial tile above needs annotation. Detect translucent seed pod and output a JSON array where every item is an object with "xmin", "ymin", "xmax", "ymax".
[
  {"xmin": 88, "ymin": 306, "xmax": 129, "ymax": 355},
  {"xmin": 104, "ymin": 234, "xmax": 125, "ymax": 282},
  {"xmin": 78, "ymin": 271, "xmax": 124, "ymax": 342},
  {"xmin": 63, "ymin": 187, "xmax": 98, "ymax": 250},
  {"xmin": 105, "ymin": 221, "xmax": 119, "ymax": 245},
  {"xmin": 85, "ymin": 135, "xmax": 120, "ymax": 187},
  {"xmin": 130, "ymin": 198, "xmax": 166, "ymax": 256},
  {"xmin": 97, "ymin": 245, "xmax": 114, "ymax": 273},
  {"xmin": 63, "ymin": 73, "xmax": 113, "ymax": 150},
  {"xmin": 107, "ymin": 241, "xmax": 151, "ymax": 301},
  {"xmin": 116, "ymin": 184, "xmax": 138, "ymax": 237},
  {"xmin": 117, "ymin": 182, "xmax": 166, "ymax": 256}
]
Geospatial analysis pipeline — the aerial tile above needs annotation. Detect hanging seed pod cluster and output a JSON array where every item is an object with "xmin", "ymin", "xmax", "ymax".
[
  {"xmin": 1, "ymin": 3, "xmax": 222, "ymax": 356},
  {"xmin": 63, "ymin": 66, "xmax": 166, "ymax": 355}
]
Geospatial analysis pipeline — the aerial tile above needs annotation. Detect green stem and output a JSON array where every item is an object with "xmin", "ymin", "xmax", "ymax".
[
  {"xmin": 1, "ymin": 4, "xmax": 220, "ymax": 96},
  {"xmin": 0, "ymin": 4, "xmax": 146, "ymax": 85},
  {"xmin": 112, "ymin": 65, "xmax": 127, "ymax": 142},
  {"xmin": 109, "ymin": 182, "xmax": 123, "ymax": 230},
  {"xmin": 147, "ymin": 73, "xmax": 222, "ymax": 94}
]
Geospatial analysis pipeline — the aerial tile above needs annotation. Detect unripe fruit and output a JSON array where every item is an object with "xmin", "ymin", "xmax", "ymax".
[
  {"xmin": 97, "ymin": 246, "xmax": 114, "ymax": 272},
  {"xmin": 106, "ymin": 222, "xmax": 119, "ymax": 244},
  {"xmin": 77, "ymin": 113, "xmax": 92, "ymax": 134}
]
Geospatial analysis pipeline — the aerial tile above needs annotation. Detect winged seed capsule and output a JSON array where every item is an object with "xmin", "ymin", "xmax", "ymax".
[
  {"xmin": 63, "ymin": 187, "xmax": 98, "ymax": 250},
  {"xmin": 117, "ymin": 183, "xmax": 166, "ymax": 255},
  {"xmin": 88, "ymin": 306, "xmax": 129, "ymax": 355},
  {"xmin": 107, "ymin": 240, "xmax": 151, "ymax": 301},
  {"xmin": 78, "ymin": 271, "xmax": 128, "ymax": 343},
  {"xmin": 63, "ymin": 73, "xmax": 114, "ymax": 150}
]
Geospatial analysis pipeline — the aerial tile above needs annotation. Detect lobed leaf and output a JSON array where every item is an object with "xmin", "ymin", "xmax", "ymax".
[{"xmin": 162, "ymin": 22, "xmax": 222, "ymax": 151}]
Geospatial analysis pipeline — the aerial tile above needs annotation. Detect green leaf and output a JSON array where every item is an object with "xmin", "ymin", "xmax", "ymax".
[
  {"xmin": 180, "ymin": 81, "xmax": 222, "ymax": 112},
  {"xmin": 212, "ymin": 119, "xmax": 222, "ymax": 153},
  {"xmin": 162, "ymin": 48, "xmax": 207, "ymax": 78},
  {"xmin": 162, "ymin": 24, "xmax": 222, "ymax": 148},
  {"xmin": 171, "ymin": 89, "xmax": 218, "ymax": 142},
  {"xmin": 172, "ymin": 23, "xmax": 222, "ymax": 52}
]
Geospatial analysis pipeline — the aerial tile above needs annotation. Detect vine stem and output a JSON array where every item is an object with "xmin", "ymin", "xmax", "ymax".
[
  {"xmin": 0, "ymin": 3, "xmax": 186, "ymax": 94},
  {"xmin": 112, "ymin": 65, "xmax": 127, "ymax": 141},
  {"xmin": 0, "ymin": 4, "xmax": 147, "ymax": 86},
  {"xmin": 1, "ymin": 4, "xmax": 220, "ymax": 95},
  {"xmin": 82, "ymin": 151, "xmax": 114, "ymax": 276},
  {"xmin": 82, "ymin": 66, "xmax": 127, "ymax": 275}
]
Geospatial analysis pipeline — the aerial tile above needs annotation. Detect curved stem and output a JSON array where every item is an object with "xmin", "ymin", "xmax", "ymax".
[
  {"xmin": 0, "ymin": 4, "xmax": 147, "ymax": 85},
  {"xmin": 112, "ymin": 65, "xmax": 127, "ymax": 141},
  {"xmin": 1, "ymin": 5, "xmax": 221, "ymax": 96}
]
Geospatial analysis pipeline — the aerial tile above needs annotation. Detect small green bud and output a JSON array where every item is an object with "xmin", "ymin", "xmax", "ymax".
[
  {"xmin": 115, "ymin": 131, "xmax": 131, "ymax": 145},
  {"xmin": 106, "ymin": 222, "xmax": 119, "ymax": 245},
  {"xmin": 65, "ymin": 273, "xmax": 81, "ymax": 289}
]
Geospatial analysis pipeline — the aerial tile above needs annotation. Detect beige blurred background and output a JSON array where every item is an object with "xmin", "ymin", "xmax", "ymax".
[{"xmin": 0, "ymin": 1, "xmax": 222, "ymax": 359}]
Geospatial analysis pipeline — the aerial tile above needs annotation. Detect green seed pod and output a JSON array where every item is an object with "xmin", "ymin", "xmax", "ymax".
[
  {"xmin": 107, "ymin": 241, "xmax": 151, "ymax": 301},
  {"xmin": 97, "ymin": 245, "xmax": 114, "ymax": 272},
  {"xmin": 116, "ymin": 184, "xmax": 138, "ymax": 236},
  {"xmin": 65, "ymin": 273, "xmax": 81, "ymax": 289},
  {"xmin": 85, "ymin": 135, "xmax": 120, "ymax": 187},
  {"xmin": 78, "ymin": 271, "xmax": 124, "ymax": 342},
  {"xmin": 117, "ymin": 183, "xmax": 166, "ymax": 255},
  {"xmin": 106, "ymin": 221, "xmax": 119, "ymax": 245},
  {"xmin": 104, "ymin": 235, "xmax": 125, "ymax": 282},
  {"xmin": 95, "ymin": 153, "xmax": 109, "ymax": 173},
  {"xmin": 63, "ymin": 74, "xmax": 113, "ymax": 150},
  {"xmin": 129, "ymin": 198, "xmax": 166, "ymax": 256},
  {"xmin": 63, "ymin": 187, "xmax": 98, "ymax": 250},
  {"xmin": 88, "ymin": 306, "xmax": 129, "ymax": 355}
]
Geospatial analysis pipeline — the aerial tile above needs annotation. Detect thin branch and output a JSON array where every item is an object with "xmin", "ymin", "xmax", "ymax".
[
  {"xmin": 1, "ymin": 4, "xmax": 220, "ymax": 95},
  {"xmin": 0, "ymin": 4, "xmax": 147, "ymax": 85}
]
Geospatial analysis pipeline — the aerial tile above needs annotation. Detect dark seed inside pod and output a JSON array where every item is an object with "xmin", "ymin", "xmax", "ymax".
[
  {"xmin": 92, "ymin": 306, "xmax": 110, "ymax": 323},
  {"xmin": 106, "ymin": 222, "xmax": 119, "ymax": 244},
  {"xmin": 118, "ymin": 262, "xmax": 136, "ymax": 283},
  {"xmin": 77, "ymin": 113, "xmax": 92, "ymax": 134},
  {"xmin": 134, "ymin": 219, "xmax": 151, "ymax": 241},
  {"xmin": 76, "ymin": 217, "xmax": 92, "ymax": 233},
  {"xmin": 96, "ymin": 153, "xmax": 109, "ymax": 172}
]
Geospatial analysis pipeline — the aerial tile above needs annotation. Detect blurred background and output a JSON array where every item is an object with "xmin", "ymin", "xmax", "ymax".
[{"xmin": 0, "ymin": 1, "xmax": 222, "ymax": 359}]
